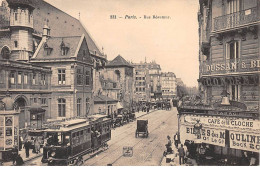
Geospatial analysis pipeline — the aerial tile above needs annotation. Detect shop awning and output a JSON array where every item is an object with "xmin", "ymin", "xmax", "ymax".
[
  {"xmin": 117, "ymin": 102, "xmax": 123, "ymax": 109},
  {"xmin": 28, "ymin": 103, "xmax": 46, "ymax": 113}
]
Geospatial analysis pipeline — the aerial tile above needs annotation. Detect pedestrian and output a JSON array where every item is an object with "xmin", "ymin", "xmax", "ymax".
[
  {"xmin": 174, "ymin": 132, "xmax": 179, "ymax": 148},
  {"xmin": 24, "ymin": 139, "xmax": 31, "ymax": 158},
  {"xmin": 34, "ymin": 137, "xmax": 40, "ymax": 154},
  {"xmin": 165, "ymin": 135, "xmax": 173, "ymax": 154},
  {"xmin": 178, "ymin": 144, "xmax": 185, "ymax": 165},
  {"xmin": 183, "ymin": 144, "xmax": 188, "ymax": 163},
  {"xmin": 15, "ymin": 154, "xmax": 24, "ymax": 166},
  {"xmin": 147, "ymin": 106, "xmax": 150, "ymax": 113},
  {"xmin": 11, "ymin": 145, "xmax": 18, "ymax": 165},
  {"xmin": 19, "ymin": 136, "xmax": 23, "ymax": 151}
]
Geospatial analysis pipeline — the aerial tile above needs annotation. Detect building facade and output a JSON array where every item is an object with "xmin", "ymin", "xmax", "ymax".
[
  {"xmin": 0, "ymin": 0, "xmax": 105, "ymax": 127},
  {"xmin": 105, "ymin": 55, "xmax": 134, "ymax": 109},
  {"xmin": 161, "ymin": 72, "xmax": 177, "ymax": 100},
  {"xmin": 133, "ymin": 63, "xmax": 151, "ymax": 102},
  {"xmin": 179, "ymin": 0, "xmax": 260, "ymax": 166}
]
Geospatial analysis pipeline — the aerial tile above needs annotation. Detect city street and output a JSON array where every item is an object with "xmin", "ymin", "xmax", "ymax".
[
  {"xmin": 25, "ymin": 108, "xmax": 178, "ymax": 166},
  {"xmin": 84, "ymin": 108, "xmax": 178, "ymax": 166}
]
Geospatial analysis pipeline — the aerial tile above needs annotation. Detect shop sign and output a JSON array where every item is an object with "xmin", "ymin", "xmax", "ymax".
[
  {"xmin": 203, "ymin": 59, "xmax": 260, "ymax": 73},
  {"xmin": 180, "ymin": 125, "xmax": 225, "ymax": 147},
  {"xmin": 201, "ymin": 75, "xmax": 259, "ymax": 86},
  {"xmin": 183, "ymin": 115, "xmax": 260, "ymax": 131},
  {"xmin": 229, "ymin": 131, "xmax": 260, "ymax": 153}
]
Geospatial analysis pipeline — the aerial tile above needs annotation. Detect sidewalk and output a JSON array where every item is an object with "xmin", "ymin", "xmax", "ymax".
[
  {"xmin": 135, "ymin": 108, "xmax": 157, "ymax": 119},
  {"xmin": 3, "ymin": 147, "xmax": 43, "ymax": 166},
  {"xmin": 160, "ymin": 145, "xmax": 197, "ymax": 166}
]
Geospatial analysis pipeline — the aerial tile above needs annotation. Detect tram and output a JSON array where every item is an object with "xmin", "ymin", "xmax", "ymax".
[{"xmin": 41, "ymin": 115, "xmax": 111, "ymax": 166}]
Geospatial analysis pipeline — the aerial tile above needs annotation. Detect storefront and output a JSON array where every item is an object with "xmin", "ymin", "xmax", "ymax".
[{"xmin": 179, "ymin": 112, "xmax": 260, "ymax": 165}]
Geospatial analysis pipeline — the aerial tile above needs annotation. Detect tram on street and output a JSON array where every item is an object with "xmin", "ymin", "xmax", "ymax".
[{"xmin": 41, "ymin": 115, "xmax": 111, "ymax": 166}]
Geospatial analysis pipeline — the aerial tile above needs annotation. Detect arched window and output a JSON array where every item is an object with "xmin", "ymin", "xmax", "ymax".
[
  {"xmin": 58, "ymin": 98, "xmax": 66, "ymax": 117},
  {"xmin": 77, "ymin": 98, "xmax": 81, "ymax": 116},
  {"xmin": 1, "ymin": 46, "xmax": 10, "ymax": 59}
]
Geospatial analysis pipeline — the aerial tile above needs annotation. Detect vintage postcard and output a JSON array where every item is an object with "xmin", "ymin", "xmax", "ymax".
[{"xmin": 0, "ymin": 0, "xmax": 259, "ymax": 166}]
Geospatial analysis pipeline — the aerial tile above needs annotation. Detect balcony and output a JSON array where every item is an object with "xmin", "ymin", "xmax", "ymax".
[
  {"xmin": 213, "ymin": 7, "xmax": 259, "ymax": 32},
  {"xmin": 201, "ymin": 58, "xmax": 260, "ymax": 76}
]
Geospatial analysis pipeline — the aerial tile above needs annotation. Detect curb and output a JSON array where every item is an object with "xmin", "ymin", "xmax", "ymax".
[
  {"xmin": 24, "ymin": 153, "xmax": 43, "ymax": 164},
  {"xmin": 136, "ymin": 109, "xmax": 157, "ymax": 119}
]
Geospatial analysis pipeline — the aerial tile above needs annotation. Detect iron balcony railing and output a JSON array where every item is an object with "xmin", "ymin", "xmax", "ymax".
[
  {"xmin": 214, "ymin": 7, "xmax": 259, "ymax": 31},
  {"xmin": 201, "ymin": 58, "xmax": 260, "ymax": 75}
]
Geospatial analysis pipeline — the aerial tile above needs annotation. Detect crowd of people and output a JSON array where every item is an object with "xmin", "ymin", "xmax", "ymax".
[{"xmin": 9, "ymin": 136, "xmax": 43, "ymax": 166}]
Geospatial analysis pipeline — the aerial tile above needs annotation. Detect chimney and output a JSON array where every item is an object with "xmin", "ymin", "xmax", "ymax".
[{"xmin": 42, "ymin": 24, "xmax": 50, "ymax": 42}]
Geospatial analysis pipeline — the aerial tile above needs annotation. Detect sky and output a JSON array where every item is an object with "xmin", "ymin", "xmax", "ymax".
[{"xmin": 44, "ymin": 0, "xmax": 200, "ymax": 87}]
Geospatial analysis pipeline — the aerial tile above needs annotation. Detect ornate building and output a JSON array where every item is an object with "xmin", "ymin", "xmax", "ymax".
[
  {"xmin": 105, "ymin": 55, "xmax": 134, "ymax": 109},
  {"xmin": 179, "ymin": 0, "xmax": 259, "ymax": 166},
  {"xmin": 0, "ymin": 0, "xmax": 105, "ymax": 128},
  {"xmin": 161, "ymin": 72, "xmax": 177, "ymax": 100}
]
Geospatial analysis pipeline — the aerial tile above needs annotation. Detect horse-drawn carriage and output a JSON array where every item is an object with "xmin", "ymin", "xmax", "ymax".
[{"xmin": 135, "ymin": 120, "xmax": 149, "ymax": 138}]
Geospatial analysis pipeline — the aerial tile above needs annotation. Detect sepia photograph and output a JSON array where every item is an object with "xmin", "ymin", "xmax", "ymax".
[{"xmin": 0, "ymin": 0, "xmax": 259, "ymax": 166}]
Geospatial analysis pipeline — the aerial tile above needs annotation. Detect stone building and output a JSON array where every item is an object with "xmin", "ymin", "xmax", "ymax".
[
  {"xmin": 31, "ymin": 33, "xmax": 93, "ymax": 119},
  {"xmin": 0, "ymin": 0, "xmax": 105, "ymax": 127},
  {"xmin": 132, "ymin": 63, "xmax": 151, "ymax": 102},
  {"xmin": 179, "ymin": 0, "xmax": 260, "ymax": 166},
  {"xmin": 105, "ymin": 55, "xmax": 134, "ymax": 109},
  {"xmin": 161, "ymin": 72, "xmax": 177, "ymax": 100}
]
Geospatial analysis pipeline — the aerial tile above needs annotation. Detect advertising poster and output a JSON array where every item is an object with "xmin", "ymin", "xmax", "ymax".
[
  {"xmin": 5, "ymin": 116, "xmax": 13, "ymax": 126},
  {"xmin": 5, "ymin": 137, "xmax": 13, "ymax": 149},
  {"xmin": 180, "ymin": 124, "xmax": 226, "ymax": 147},
  {"xmin": 0, "ymin": 116, "xmax": 4, "ymax": 126},
  {"xmin": 0, "ymin": 137, "xmax": 4, "ymax": 150},
  {"xmin": 0, "ymin": 127, "xmax": 3, "ymax": 137},
  {"xmin": 229, "ymin": 131, "xmax": 260, "ymax": 153}
]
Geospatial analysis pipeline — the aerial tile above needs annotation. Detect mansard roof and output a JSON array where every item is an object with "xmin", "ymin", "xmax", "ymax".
[{"xmin": 0, "ymin": 0, "xmax": 104, "ymax": 58}]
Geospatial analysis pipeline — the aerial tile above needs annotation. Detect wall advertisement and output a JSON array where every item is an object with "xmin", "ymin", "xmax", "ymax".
[
  {"xmin": 229, "ymin": 131, "xmax": 260, "ymax": 153},
  {"xmin": 180, "ymin": 124, "xmax": 226, "ymax": 147},
  {"xmin": 182, "ymin": 115, "xmax": 260, "ymax": 131}
]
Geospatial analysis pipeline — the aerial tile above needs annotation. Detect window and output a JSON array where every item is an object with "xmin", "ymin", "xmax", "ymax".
[
  {"xmin": 34, "ymin": 98, "xmax": 37, "ymax": 103},
  {"xmin": 61, "ymin": 47, "xmax": 69, "ymax": 55},
  {"xmin": 226, "ymin": 41, "xmax": 240, "ymax": 60},
  {"xmin": 77, "ymin": 69, "xmax": 83, "ymax": 85},
  {"xmin": 228, "ymin": 84, "xmax": 241, "ymax": 101},
  {"xmin": 14, "ymin": 12, "xmax": 18, "ymax": 21},
  {"xmin": 85, "ymin": 70, "xmax": 90, "ymax": 86},
  {"xmin": 41, "ymin": 98, "xmax": 47, "ymax": 105},
  {"xmin": 17, "ymin": 72, "xmax": 22, "ymax": 84},
  {"xmin": 10, "ymin": 71, "xmax": 15, "ymax": 84},
  {"xmin": 44, "ymin": 43, "xmax": 53, "ymax": 56},
  {"xmin": 226, "ymin": 0, "xmax": 241, "ymax": 14},
  {"xmin": 1, "ymin": 46, "xmax": 10, "ymax": 59},
  {"xmin": 32, "ymin": 73, "xmax": 36, "ymax": 85},
  {"xmin": 136, "ymin": 88, "xmax": 138, "ymax": 92},
  {"xmin": 14, "ymin": 41, "xmax": 18, "ymax": 48},
  {"xmin": 24, "ymin": 74, "xmax": 28, "ymax": 84},
  {"xmin": 41, "ymin": 74, "xmax": 46, "ymax": 85},
  {"xmin": 58, "ymin": 98, "xmax": 66, "ymax": 117},
  {"xmin": 58, "ymin": 69, "xmax": 66, "ymax": 85},
  {"xmin": 77, "ymin": 98, "xmax": 81, "ymax": 116}
]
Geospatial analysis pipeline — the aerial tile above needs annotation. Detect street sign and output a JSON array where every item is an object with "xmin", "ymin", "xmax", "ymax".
[{"xmin": 123, "ymin": 146, "xmax": 133, "ymax": 157}]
